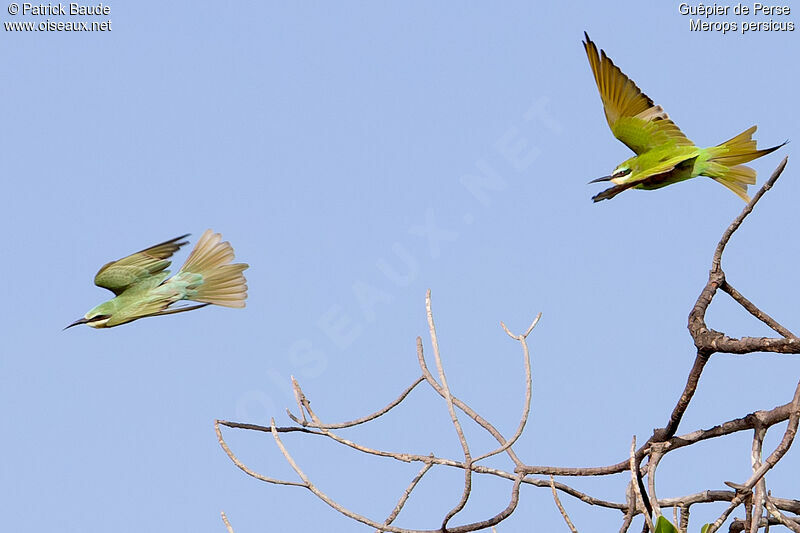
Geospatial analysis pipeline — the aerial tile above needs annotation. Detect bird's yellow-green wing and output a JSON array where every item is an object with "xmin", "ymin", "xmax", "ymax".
[
  {"xmin": 104, "ymin": 295, "xmax": 172, "ymax": 327},
  {"xmin": 105, "ymin": 300, "xmax": 208, "ymax": 328},
  {"xmin": 583, "ymin": 32, "xmax": 694, "ymax": 154},
  {"xmin": 94, "ymin": 234, "xmax": 190, "ymax": 295}
]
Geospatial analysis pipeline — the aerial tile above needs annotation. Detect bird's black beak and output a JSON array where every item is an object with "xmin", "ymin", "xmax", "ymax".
[
  {"xmin": 588, "ymin": 175, "xmax": 613, "ymax": 184},
  {"xmin": 64, "ymin": 317, "xmax": 90, "ymax": 330}
]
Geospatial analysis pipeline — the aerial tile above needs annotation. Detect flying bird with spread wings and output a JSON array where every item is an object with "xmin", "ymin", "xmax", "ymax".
[
  {"xmin": 583, "ymin": 32, "xmax": 784, "ymax": 202},
  {"xmin": 65, "ymin": 230, "xmax": 248, "ymax": 329}
]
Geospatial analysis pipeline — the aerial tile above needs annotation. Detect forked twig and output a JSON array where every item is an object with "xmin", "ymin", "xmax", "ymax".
[
  {"xmin": 416, "ymin": 337, "xmax": 525, "ymax": 468},
  {"xmin": 662, "ymin": 157, "xmax": 791, "ymax": 443},
  {"xmin": 720, "ymin": 281, "xmax": 796, "ymax": 339},
  {"xmin": 214, "ymin": 420, "xmax": 305, "ymax": 487},
  {"xmin": 217, "ymin": 160, "xmax": 799, "ymax": 533},
  {"xmin": 706, "ymin": 379, "xmax": 800, "ymax": 532},
  {"xmin": 472, "ymin": 313, "xmax": 541, "ymax": 462}
]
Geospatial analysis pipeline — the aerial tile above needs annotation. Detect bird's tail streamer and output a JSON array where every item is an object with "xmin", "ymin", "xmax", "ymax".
[{"xmin": 706, "ymin": 126, "xmax": 785, "ymax": 202}]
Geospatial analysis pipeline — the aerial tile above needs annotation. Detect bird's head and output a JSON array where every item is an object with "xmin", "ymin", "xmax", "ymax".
[
  {"xmin": 589, "ymin": 165, "xmax": 632, "ymax": 186},
  {"xmin": 609, "ymin": 165, "xmax": 632, "ymax": 185},
  {"xmin": 64, "ymin": 303, "xmax": 113, "ymax": 330}
]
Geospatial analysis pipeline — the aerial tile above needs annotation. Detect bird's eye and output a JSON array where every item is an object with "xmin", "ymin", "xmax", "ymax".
[
  {"xmin": 613, "ymin": 168, "xmax": 631, "ymax": 178},
  {"xmin": 89, "ymin": 314, "xmax": 111, "ymax": 322}
]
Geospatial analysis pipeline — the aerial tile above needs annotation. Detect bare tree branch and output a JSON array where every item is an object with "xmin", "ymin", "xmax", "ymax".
[
  {"xmin": 286, "ymin": 375, "xmax": 426, "ymax": 430},
  {"xmin": 749, "ymin": 423, "xmax": 767, "ymax": 533},
  {"xmin": 765, "ymin": 496, "xmax": 800, "ymax": 533},
  {"xmin": 707, "ymin": 379, "xmax": 800, "ymax": 532},
  {"xmin": 739, "ymin": 380, "xmax": 800, "ymax": 490},
  {"xmin": 426, "ymin": 290, "xmax": 474, "ymax": 529},
  {"xmin": 712, "ymin": 157, "xmax": 788, "ymax": 272},
  {"xmin": 289, "ymin": 374, "xmax": 308, "ymax": 425},
  {"xmin": 653, "ymin": 157, "xmax": 791, "ymax": 445},
  {"xmin": 416, "ymin": 337, "xmax": 525, "ymax": 468},
  {"xmin": 629, "ymin": 436, "xmax": 654, "ymax": 532},
  {"xmin": 378, "ymin": 461, "xmax": 434, "ymax": 532},
  {"xmin": 270, "ymin": 408, "xmax": 527, "ymax": 533},
  {"xmin": 679, "ymin": 505, "xmax": 689, "ymax": 533},
  {"xmin": 720, "ymin": 281, "xmax": 796, "ymax": 339},
  {"xmin": 730, "ymin": 516, "xmax": 800, "ymax": 532},
  {"xmin": 217, "ymin": 159, "xmax": 800, "ymax": 533},
  {"xmin": 647, "ymin": 442, "xmax": 666, "ymax": 519},
  {"xmin": 550, "ymin": 476, "xmax": 579, "ymax": 533},
  {"xmin": 221, "ymin": 511, "xmax": 234, "ymax": 533},
  {"xmin": 214, "ymin": 419, "xmax": 305, "ymax": 487},
  {"xmin": 654, "ymin": 352, "xmax": 711, "ymax": 442},
  {"xmin": 620, "ymin": 483, "xmax": 636, "ymax": 533},
  {"xmin": 518, "ymin": 388, "xmax": 794, "ymax": 478},
  {"xmin": 472, "ymin": 314, "xmax": 540, "ymax": 463}
]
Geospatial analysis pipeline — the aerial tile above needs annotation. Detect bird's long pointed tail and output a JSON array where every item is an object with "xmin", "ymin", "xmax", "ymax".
[
  {"xmin": 707, "ymin": 126, "xmax": 786, "ymax": 202},
  {"xmin": 178, "ymin": 230, "xmax": 249, "ymax": 308}
]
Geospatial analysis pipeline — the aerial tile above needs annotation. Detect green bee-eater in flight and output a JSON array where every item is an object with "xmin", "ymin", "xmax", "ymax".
[
  {"xmin": 65, "ymin": 230, "xmax": 248, "ymax": 329},
  {"xmin": 583, "ymin": 32, "xmax": 785, "ymax": 202}
]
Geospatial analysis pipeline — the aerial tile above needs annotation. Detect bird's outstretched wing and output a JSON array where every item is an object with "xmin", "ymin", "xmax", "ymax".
[
  {"xmin": 105, "ymin": 302, "xmax": 209, "ymax": 327},
  {"xmin": 94, "ymin": 234, "xmax": 190, "ymax": 295},
  {"xmin": 583, "ymin": 32, "xmax": 694, "ymax": 154}
]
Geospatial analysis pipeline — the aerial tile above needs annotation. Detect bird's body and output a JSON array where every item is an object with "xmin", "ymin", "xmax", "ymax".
[
  {"xmin": 583, "ymin": 32, "xmax": 784, "ymax": 202},
  {"xmin": 67, "ymin": 230, "xmax": 248, "ymax": 329}
]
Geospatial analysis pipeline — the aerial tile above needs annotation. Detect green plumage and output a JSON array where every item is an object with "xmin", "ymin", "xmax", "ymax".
[
  {"xmin": 66, "ymin": 230, "xmax": 248, "ymax": 329},
  {"xmin": 583, "ymin": 33, "xmax": 784, "ymax": 202}
]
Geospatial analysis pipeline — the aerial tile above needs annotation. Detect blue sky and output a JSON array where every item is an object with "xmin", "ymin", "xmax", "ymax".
[{"xmin": 1, "ymin": 2, "xmax": 798, "ymax": 532}]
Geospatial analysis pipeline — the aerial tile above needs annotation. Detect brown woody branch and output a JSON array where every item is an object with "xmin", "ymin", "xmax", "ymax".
[
  {"xmin": 657, "ymin": 157, "xmax": 792, "ymax": 443},
  {"xmin": 218, "ymin": 159, "xmax": 800, "ymax": 533}
]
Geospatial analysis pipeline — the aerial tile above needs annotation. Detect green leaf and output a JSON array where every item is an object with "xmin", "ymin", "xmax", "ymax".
[
  {"xmin": 700, "ymin": 524, "xmax": 711, "ymax": 533},
  {"xmin": 654, "ymin": 515, "xmax": 678, "ymax": 533}
]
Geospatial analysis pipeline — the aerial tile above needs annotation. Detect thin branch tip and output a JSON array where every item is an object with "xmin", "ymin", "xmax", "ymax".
[
  {"xmin": 525, "ymin": 312, "xmax": 543, "ymax": 337},
  {"xmin": 501, "ymin": 312, "xmax": 542, "ymax": 339},
  {"xmin": 221, "ymin": 511, "xmax": 234, "ymax": 533}
]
